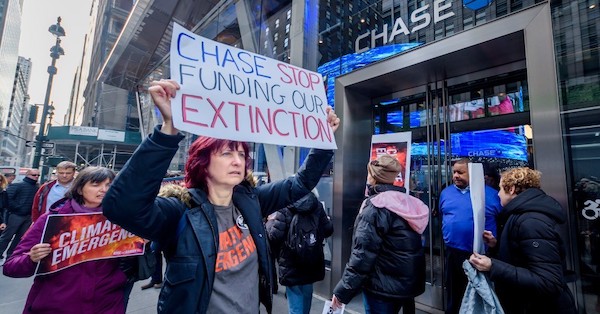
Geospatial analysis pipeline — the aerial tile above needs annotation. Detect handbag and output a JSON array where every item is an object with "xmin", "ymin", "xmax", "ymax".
[{"xmin": 136, "ymin": 243, "xmax": 157, "ymax": 281}]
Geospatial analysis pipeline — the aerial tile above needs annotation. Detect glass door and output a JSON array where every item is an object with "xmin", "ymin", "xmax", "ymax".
[{"xmin": 373, "ymin": 70, "xmax": 534, "ymax": 311}]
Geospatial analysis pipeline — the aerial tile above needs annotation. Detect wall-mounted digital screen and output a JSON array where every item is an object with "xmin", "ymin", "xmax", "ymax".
[
  {"xmin": 318, "ymin": 43, "xmax": 422, "ymax": 107},
  {"xmin": 411, "ymin": 128, "xmax": 529, "ymax": 162}
]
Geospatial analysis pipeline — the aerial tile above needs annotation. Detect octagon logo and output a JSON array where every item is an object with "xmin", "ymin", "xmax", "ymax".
[{"xmin": 464, "ymin": 0, "xmax": 494, "ymax": 11}]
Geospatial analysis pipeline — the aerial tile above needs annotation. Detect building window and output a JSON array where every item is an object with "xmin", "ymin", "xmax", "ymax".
[
  {"xmin": 284, "ymin": 37, "xmax": 289, "ymax": 47},
  {"xmin": 264, "ymin": 41, "xmax": 268, "ymax": 49},
  {"xmin": 286, "ymin": 24, "xmax": 290, "ymax": 34},
  {"xmin": 274, "ymin": 33, "xmax": 278, "ymax": 41},
  {"xmin": 266, "ymin": 27, "xmax": 269, "ymax": 34},
  {"xmin": 287, "ymin": 10, "xmax": 291, "ymax": 20},
  {"xmin": 275, "ymin": 19, "xmax": 280, "ymax": 28},
  {"xmin": 272, "ymin": 46, "xmax": 277, "ymax": 55}
]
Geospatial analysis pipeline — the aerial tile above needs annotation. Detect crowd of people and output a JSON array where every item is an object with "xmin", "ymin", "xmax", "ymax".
[{"xmin": 0, "ymin": 78, "xmax": 577, "ymax": 314}]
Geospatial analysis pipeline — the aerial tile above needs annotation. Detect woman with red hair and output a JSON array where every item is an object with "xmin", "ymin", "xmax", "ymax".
[{"xmin": 103, "ymin": 79, "xmax": 339, "ymax": 314}]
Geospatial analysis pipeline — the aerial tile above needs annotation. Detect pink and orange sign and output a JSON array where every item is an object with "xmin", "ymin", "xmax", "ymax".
[{"xmin": 37, "ymin": 213, "xmax": 144, "ymax": 275}]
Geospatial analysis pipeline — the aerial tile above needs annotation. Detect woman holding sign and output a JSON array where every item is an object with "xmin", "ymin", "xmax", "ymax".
[
  {"xmin": 102, "ymin": 79, "xmax": 339, "ymax": 314},
  {"xmin": 468, "ymin": 167, "xmax": 576, "ymax": 314},
  {"xmin": 2, "ymin": 167, "xmax": 130, "ymax": 314}
]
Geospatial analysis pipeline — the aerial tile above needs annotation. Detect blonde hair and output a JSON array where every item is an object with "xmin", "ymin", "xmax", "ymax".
[
  {"xmin": 500, "ymin": 167, "xmax": 541, "ymax": 195},
  {"xmin": 0, "ymin": 174, "xmax": 7, "ymax": 189},
  {"xmin": 159, "ymin": 184, "xmax": 192, "ymax": 207}
]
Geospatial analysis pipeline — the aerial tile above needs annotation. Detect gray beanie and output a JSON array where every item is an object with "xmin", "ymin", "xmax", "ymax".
[{"xmin": 367, "ymin": 154, "xmax": 401, "ymax": 184}]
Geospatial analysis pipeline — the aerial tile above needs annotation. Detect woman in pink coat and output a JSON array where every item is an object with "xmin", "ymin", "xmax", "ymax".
[{"xmin": 3, "ymin": 167, "xmax": 127, "ymax": 314}]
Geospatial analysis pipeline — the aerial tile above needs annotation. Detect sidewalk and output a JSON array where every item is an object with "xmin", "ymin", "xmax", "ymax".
[
  {"xmin": 262, "ymin": 284, "xmax": 435, "ymax": 314},
  {"xmin": 1, "ymin": 267, "xmax": 436, "ymax": 313}
]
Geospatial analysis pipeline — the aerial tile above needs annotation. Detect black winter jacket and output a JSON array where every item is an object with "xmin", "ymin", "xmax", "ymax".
[
  {"xmin": 0, "ymin": 189, "xmax": 8, "ymax": 224},
  {"xmin": 489, "ymin": 188, "xmax": 576, "ymax": 314},
  {"xmin": 103, "ymin": 126, "xmax": 333, "ymax": 314},
  {"xmin": 7, "ymin": 177, "xmax": 38, "ymax": 216},
  {"xmin": 333, "ymin": 184, "xmax": 427, "ymax": 304},
  {"xmin": 265, "ymin": 193, "xmax": 333, "ymax": 286}
]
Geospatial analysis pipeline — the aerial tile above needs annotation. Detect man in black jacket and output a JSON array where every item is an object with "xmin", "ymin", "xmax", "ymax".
[
  {"xmin": 0, "ymin": 169, "xmax": 40, "ymax": 260},
  {"xmin": 266, "ymin": 192, "xmax": 333, "ymax": 314}
]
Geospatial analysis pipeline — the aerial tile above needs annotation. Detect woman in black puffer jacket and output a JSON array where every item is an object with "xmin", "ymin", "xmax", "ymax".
[
  {"xmin": 330, "ymin": 154, "xmax": 429, "ymax": 314},
  {"xmin": 469, "ymin": 167, "xmax": 576, "ymax": 314}
]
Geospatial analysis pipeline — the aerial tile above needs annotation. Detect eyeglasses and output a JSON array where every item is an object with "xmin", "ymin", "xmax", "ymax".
[{"xmin": 29, "ymin": 174, "xmax": 40, "ymax": 177}]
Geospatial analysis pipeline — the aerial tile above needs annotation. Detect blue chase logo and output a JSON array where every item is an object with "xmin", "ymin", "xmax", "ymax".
[{"xmin": 463, "ymin": 0, "xmax": 494, "ymax": 11}]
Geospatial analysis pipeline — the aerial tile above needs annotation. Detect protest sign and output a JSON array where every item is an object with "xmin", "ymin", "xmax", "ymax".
[
  {"xmin": 322, "ymin": 300, "xmax": 345, "ymax": 314},
  {"xmin": 469, "ymin": 162, "xmax": 486, "ymax": 254},
  {"xmin": 36, "ymin": 213, "xmax": 144, "ymax": 275},
  {"xmin": 371, "ymin": 132, "xmax": 412, "ymax": 190},
  {"xmin": 170, "ymin": 23, "xmax": 337, "ymax": 149}
]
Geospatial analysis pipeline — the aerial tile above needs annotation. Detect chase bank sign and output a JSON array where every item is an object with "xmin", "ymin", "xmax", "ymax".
[{"xmin": 354, "ymin": 0, "xmax": 495, "ymax": 53}]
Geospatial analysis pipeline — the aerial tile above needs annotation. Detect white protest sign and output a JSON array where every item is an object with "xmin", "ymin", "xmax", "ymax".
[
  {"xmin": 322, "ymin": 300, "xmax": 345, "ymax": 314},
  {"xmin": 169, "ymin": 23, "xmax": 337, "ymax": 150},
  {"xmin": 469, "ymin": 162, "xmax": 485, "ymax": 254}
]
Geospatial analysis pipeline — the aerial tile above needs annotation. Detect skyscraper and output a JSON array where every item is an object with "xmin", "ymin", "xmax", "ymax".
[{"xmin": 0, "ymin": 0, "xmax": 22, "ymax": 154}]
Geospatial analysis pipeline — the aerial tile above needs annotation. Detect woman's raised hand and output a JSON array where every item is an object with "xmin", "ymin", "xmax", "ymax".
[
  {"xmin": 149, "ymin": 79, "xmax": 180, "ymax": 135},
  {"xmin": 326, "ymin": 106, "xmax": 341, "ymax": 133},
  {"xmin": 27, "ymin": 243, "xmax": 52, "ymax": 263}
]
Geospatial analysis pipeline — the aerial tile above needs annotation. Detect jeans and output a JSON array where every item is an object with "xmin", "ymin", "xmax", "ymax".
[
  {"xmin": 363, "ymin": 292, "xmax": 415, "ymax": 314},
  {"xmin": 286, "ymin": 284, "xmax": 313, "ymax": 314}
]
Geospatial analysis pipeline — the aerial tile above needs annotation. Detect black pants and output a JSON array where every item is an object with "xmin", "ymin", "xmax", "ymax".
[
  {"xmin": 0, "ymin": 214, "xmax": 31, "ymax": 258},
  {"xmin": 150, "ymin": 249, "xmax": 163, "ymax": 283},
  {"xmin": 444, "ymin": 247, "xmax": 471, "ymax": 314}
]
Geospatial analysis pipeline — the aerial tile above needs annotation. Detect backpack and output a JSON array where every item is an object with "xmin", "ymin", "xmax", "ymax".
[{"xmin": 285, "ymin": 210, "xmax": 323, "ymax": 265}]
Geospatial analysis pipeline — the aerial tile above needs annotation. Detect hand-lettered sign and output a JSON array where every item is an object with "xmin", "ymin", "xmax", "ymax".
[{"xmin": 170, "ymin": 23, "xmax": 337, "ymax": 149}]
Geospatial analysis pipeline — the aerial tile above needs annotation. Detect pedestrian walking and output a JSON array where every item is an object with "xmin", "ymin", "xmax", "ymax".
[
  {"xmin": 0, "ymin": 169, "xmax": 39, "ymax": 260},
  {"xmin": 266, "ymin": 192, "xmax": 333, "ymax": 314}
]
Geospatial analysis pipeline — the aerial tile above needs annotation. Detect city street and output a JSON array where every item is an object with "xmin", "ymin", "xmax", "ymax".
[{"xmin": 0, "ymin": 263, "xmax": 369, "ymax": 314}]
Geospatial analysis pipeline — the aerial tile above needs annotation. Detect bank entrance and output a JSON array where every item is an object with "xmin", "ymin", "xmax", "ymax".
[{"xmin": 327, "ymin": 3, "xmax": 575, "ymax": 312}]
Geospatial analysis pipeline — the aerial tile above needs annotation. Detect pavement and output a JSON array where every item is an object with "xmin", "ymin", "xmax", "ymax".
[{"xmin": 0, "ymin": 259, "xmax": 431, "ymax": 314}]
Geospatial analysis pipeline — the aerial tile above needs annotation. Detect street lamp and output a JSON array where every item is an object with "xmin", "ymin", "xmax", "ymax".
[{"xmin": 32, "ymin": 17, "xmax": 65, "ymax": 173}]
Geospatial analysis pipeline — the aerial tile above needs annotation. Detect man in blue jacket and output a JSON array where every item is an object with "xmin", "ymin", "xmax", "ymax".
[{"xmin": 439, "ymin": 158, "xmax": 502, "ymax": 314}]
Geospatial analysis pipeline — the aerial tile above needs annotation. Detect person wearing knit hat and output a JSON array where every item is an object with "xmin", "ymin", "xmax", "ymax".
[
  {"xmin": 331, "ymin": 154, "xmax": 429, "ymax": 314},
  {"xmin": 367, "ymin": 154, "xmax": 402, "ymax": 185}
]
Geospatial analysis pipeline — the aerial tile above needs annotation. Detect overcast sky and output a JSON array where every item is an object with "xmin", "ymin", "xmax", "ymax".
[{"xmin": 19, "ymin": 0, "xmax": 94, "ymax": 126}]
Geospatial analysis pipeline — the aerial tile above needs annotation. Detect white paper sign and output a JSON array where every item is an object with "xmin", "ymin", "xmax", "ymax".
[
  {"xmin": 169, "ymin": 23, "xmax": 336, "ymax": 150},
  {"xmin": 469, "ymin": 162, "xmax": 485, "ymax": 254},
  {"xmin": 69, "ymin": 126, "xmax": 98, "ymax": 136},
  {"xmin": 322, "ymin": 300, "xmax": 345, "ymax": 314},
  {"xmin": 97, "ymin": 129, "xmax": 125, "ymax": 142}
]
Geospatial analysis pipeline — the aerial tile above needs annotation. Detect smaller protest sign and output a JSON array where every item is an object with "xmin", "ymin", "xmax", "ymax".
[
  {"xmin": 36, "ymin": 213, "xmax": 144, "ymax": 275},
  {"xmin": 370, "ymin": 132, "xmax": 412, "ymax": 191}
]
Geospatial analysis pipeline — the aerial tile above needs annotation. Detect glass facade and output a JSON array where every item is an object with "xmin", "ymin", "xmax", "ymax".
[
  {"xmin": 553, "ymin": 1, "xmax": 600, "ymax": 312},
  {"xmin": 0, "ymin": 0, "xmax": 21, "ymax": 129},
  {"xmin": 101, "ymin": 0, "xmax": 600, "ymax": 311}
]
